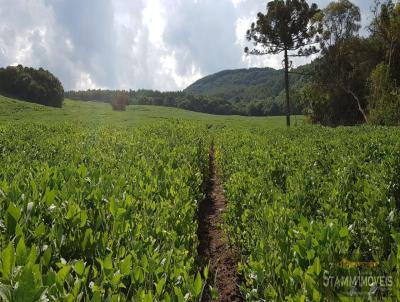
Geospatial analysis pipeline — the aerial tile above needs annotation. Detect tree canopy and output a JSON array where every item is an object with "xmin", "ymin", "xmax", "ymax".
[
  {"xmin": 299, "ymin": 0, "xmax": 400, "ymax": 126},
  {"xmin": 0, "ymin": 65, "xmax": 64, "ymax": 108},
  {"xmin": 245, "ymin": 0, "xmax": 320, "ymax": 126}
]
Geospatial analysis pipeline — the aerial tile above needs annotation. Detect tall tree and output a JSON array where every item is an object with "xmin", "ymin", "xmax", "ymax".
[
  {"xmin": 245, "ymin": 0, "xmax": 320, "ymax": 126},
  {"xmin": 320, "ymin": 0, "xmax": 361, "ymax": 48},
  {"xmin": 370, "ymin": 0, "xmax": 400, "ymax": 80},
  {"xmin": 317, "ymin": 0, "xmax": 370, "ymax": 123},
  {"xmin": 367, "ymin": 0, "xmax": 400, "ymax": 125}
]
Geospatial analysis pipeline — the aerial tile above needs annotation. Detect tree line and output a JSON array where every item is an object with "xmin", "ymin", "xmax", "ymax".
[
  {"xmin": 65, "ymin": 89, "xmax": 301, "ymax": 116},
  {"xmin": 246, "ymin": 0, "xmax": 400, "ymax": 126},
  {"xmin": 0, "ymin": 65, "xmax": 64, "ymax": 108}
]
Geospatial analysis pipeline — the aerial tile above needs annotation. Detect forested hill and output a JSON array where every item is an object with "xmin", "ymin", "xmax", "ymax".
[
  {"xmin": 184, "ymin": 65, "xmax": 310, "ymax": 115},
  {"xmin": 185, "ymin": 67, "xmax": 286, "ymax": 100}
]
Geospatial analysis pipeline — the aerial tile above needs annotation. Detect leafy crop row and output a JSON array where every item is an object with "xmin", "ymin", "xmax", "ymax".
[
  {"xmin": 0, "ymin": 121, "xmax": 209, "ymax": 301},
  {"xmin": 216, "ymin": 126, "xmax": 400, "ymax": 301}
]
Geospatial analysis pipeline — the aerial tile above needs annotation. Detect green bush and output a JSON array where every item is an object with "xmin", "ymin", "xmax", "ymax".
[{"xmin": 111, "ymin": 93, "xmax": 129, "ymax": 111}]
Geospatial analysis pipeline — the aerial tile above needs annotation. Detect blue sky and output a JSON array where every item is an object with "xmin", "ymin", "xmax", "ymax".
[{"xmin": 0, "ymin": 0, "xmax": 375, "ymax": 90}]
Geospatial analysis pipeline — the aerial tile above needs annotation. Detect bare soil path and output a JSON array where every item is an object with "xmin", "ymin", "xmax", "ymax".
[{"xmin": 197, "ymin": 145, "xmax": 243, "ymax": 302}]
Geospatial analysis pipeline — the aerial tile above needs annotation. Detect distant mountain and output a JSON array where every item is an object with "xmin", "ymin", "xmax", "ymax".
[
  {"xmin": 184, "ymin": 65, "xmax": 311, "ymax": 115},
  {"xmin": 185, "ymin": 67, "xmax": 286, "ymax": 101}
]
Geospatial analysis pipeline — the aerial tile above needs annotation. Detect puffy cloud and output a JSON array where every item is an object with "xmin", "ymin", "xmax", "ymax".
[
  {"xmin": 0, "ymin": 0, "xmax": 375, "ymax": 91},
  {"xmin": 163, "ymin": 0, "xmax": 241, "ymax": 76}
]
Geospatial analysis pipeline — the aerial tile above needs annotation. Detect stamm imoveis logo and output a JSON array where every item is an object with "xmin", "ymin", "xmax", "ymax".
[{"xmin": 323, "ymin": 258, "xmax": 393, "ymax": 298}]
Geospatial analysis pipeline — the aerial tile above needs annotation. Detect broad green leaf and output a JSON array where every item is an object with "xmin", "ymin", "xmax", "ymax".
[
  {"xmin": 6, "ymin": 204, "xmax": 20, "ymax": 236},
  {"xmin": 110, "ymin": 198, "xmax": 117, "ymax": 217},
  {"xmin": 82, "ymin": 228, "xmax": 93, "ymax": 250},
  {"xmin": 313, "ymin": 288, "xmax": 321, "ymax": 302},
  {"xmin": 133, "ymin": 267, "xmax": 143, "ymax": 282},
  {"xmin": 31, "ymin": 264, "xmax": 43, "ymax": 287},
  {"xmin": 16, "ymin": 237, "xmax": 28, "ymax": 266},
  {"xmin": 120, "ymin": 255, "xmax": 132, "ymax": 276},
  {"xmin": 103, "ymin": 254, "xmax": 113, "ymax": 271},
  {"xmin": 80, "ymin": 210, "xmax": 88, "ymax": 227},
  {"xmin": 110, "ymin": 295, "xmax": 119, "ymax": 302},
  {"xmin": 42, "ymin": 246, "xmax": 52, "ymax": 267},
  {"xmin": 13, "ymin": 265, "xmax": 45, "ymax": 302},
  {"xmin": 111, "ymin": 273, "xmax": 123, "ymax": 288},
  {"xmin": 144, "ymin": 292, "xmax": 153, "ymax": 302},
  {"xmin": 1, "ymin": 242, "xmax": 15, "ymax": 282},
  {"xmin": 74, "ymin": 260, "xmax": 85, "ymax": 277},
  {"xmin": 156, "ymin": 277, "xmax": 166, "ymax": 296},
  {"xmin": 313, "ymin": 257, "xmax": 321, "ymax": 275},
  {"xmin": 56, "ymin": 266, "xmax": 71, "ymax": 288},
  {"xmin": 173, "ymin": 287, "xmax": 184, "ymax": 302},
  {"xmin": 34, "ymin": 223, "xmax": 46, "ymax": 237},
  {"xmin": 64, "ymin": 294, "xmax": 74, "ymax": 302},
  {"xmin": 44, "ymin": 188, "xmax": 56, "ymax": 206},
  {"xmin": 306, "ymin": 249, "xmax": 315, "ymax": 260},
  {"xmin": 193, "ymin": 272, "xmax": 203, "ymax": 297},
  {"xmin": 116, "ymin": 208, "xmax": 127, "ymax": 217},
  {"xmin": 26, "ymin": 245, "xmax": 38, "ymax": 266},
  {"xmin": 339, "ymin": 227, "xmax": 349, "ymax": 238},
  {"xmin": 91, "ymin": 292, "xmax": 101, "ymax": 302},
  {"xmin": 66, "ymin": 203, "xmax": 77, "ymax": 220},
  {"xmin": 141, "ymin": 255, "xmax": 148, "ymax": 270},
  {"xmin": 7, "ymin": 204, "xmax": 21, "ymax": 221},
  {"xmin": 203, "ymin": 265, "xmax": 209, "ymax": 279}
]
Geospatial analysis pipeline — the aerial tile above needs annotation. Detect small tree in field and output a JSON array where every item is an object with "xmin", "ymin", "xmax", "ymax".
[
  {"xmin": 112, "ymin": 93, "xmax": 129, "ymax": 111},
  {"xmin": 245, "ymin": 0, "xmax": 321, "ymax": 126}
]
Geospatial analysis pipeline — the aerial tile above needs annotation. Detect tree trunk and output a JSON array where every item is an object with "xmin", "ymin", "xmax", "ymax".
[
  {"xmin": 345, "ymin": 88, "xmax": 368, "ymax": 123},
  {"xmin": 284, "ymin": 48, "xmax": 291, "ymax": 127}
]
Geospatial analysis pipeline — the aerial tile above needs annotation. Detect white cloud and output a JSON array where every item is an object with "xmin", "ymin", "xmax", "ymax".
[
  {"xmin": 0, "ymin": 0, "xmax": 376, "ymax": 91},
  {"xmin": 76, "ymin": 72, "xmax": 98, "ymax": 90},
  {"xmin": 142, "ymin": 0, "xmax": 167, "ymax": 48}
]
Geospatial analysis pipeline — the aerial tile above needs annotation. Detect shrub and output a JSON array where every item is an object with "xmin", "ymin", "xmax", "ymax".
[{"xmin": 112, "ymin": 93, "xmax": 129, "ymax": 111}]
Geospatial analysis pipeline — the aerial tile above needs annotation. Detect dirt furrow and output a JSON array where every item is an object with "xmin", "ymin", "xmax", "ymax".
[{"xmin": 197, "ymin": 145, "xmax": 243, "ymax": 302}]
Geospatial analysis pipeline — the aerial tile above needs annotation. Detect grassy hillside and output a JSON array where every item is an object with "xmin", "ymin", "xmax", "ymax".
[{"xmin": 0, "ymin": 94, "xmax": 304, "ymax": 128}]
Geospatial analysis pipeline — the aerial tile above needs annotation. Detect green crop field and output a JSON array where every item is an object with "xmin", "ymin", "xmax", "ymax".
[
  {"xmin": 1, "ymin": 96, "xmax": 399, "ymax": 301},
  {"xmin": 215, "ymin": 127, "xmax": 400, "ymax": 300},
  {"xmin": 0, "ymin": 95, "xmax": 298, "ymax": 128}
]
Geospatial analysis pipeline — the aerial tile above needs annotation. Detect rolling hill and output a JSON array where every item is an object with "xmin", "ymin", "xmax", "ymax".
[
  {"xmin": 185, "ymin": 67, "xmax": 285, "ymax": 101},
  {"xmin": 183, "ymin": 64, "xmax": 312, "ymax": 116},
  {"xmin": 184, "ymin": 65, "xmax": 310, "ymax": 103}
]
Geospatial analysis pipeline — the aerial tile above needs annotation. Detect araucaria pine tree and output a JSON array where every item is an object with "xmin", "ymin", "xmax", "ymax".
[{"xmin": 245, "ymin": 0, "xmax": 321, "ymax": 126}]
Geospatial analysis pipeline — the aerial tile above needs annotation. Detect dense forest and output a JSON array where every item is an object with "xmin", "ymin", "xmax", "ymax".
[
  {"xmin": 0, "ymin": 65, "xmax": 64, "ymax": 108},
  {"xmin": 299, "ymin": 0, "xmax": 400, "ymax": 126}
]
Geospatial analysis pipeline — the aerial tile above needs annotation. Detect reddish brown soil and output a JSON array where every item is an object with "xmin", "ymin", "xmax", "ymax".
[{"xmin": 197, "ymin": 145, "xmax": 243, "ymax": 302}]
